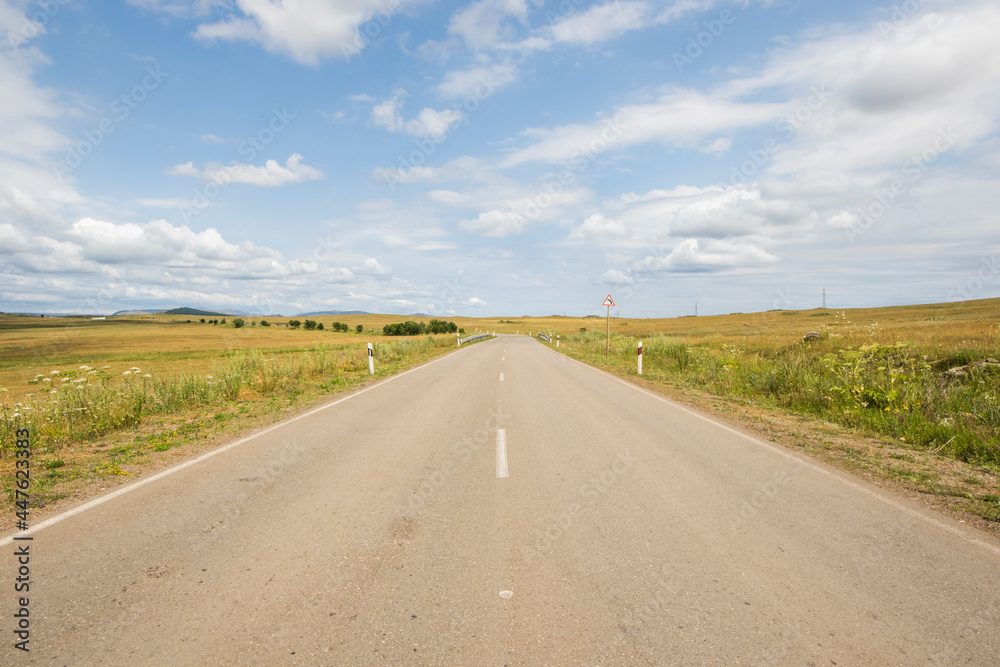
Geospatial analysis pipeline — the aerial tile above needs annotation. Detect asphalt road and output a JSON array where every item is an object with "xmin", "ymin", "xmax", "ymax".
[{"xmin": 4, "ymin": 335, "xmax": 1000, "ymax": 665}]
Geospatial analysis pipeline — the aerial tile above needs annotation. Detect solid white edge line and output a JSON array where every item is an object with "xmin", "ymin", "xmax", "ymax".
[
  {"xmin": 544, "ymin": 344, "xmax": 1000, "ymax": 558},
  {"xmin": 496, "ymin": 429, "xmax": 508, "ymax": 478},
  {"xmin": 1, "ymin": 342, "xmax": 490, "ymax": 547}
]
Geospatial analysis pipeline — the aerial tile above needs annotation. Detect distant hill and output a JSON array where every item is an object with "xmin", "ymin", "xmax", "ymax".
[
  {"xmin": 296, "ymin": 310, "xmax": 371, "ymax": 316},
  {"xmin": 111, "ymin": 309, "xmax": 160, "ymax": 316},
  {"xmin": 163, "ymin": 307, "xmax": 230, "ymax": 317}
]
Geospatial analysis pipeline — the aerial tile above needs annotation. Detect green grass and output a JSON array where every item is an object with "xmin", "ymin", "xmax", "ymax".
[
  {"xmin": 558, "ymin": 329, "xmax": 1000, "ymax": 469},
  {"xmin": 0, "ymin": 336, "xmax": 457, "ymax": 459}
]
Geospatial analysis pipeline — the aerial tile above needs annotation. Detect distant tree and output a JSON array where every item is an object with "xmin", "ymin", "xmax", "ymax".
[
  {"xmin": 316, "ymin": 323, "xmax": 324, "ymax": 330},
  {"xmin": 232, "ymin": 318, "xmax": 245, "ymax": 328},
  {"xmin": 338, "ymin": 322, "xmax": 349, "ymax": 332},
  {"xmin": 220, "ymin": 318, "xmax": 227, "ymax": 325},
  {"xmin": 200, "ymin": 318, "xmax": 206, "ymax": 323},
  {"xmin": 260, "ymin": 320, "xmax": 270, "ymax": 327},
  {"xmin": 579, "ymin": 327, "xmax": 586, "ymax": 332},
  {"xmin": 288, "ymin": 319, "xmax": 302, "ymax": 329},
  {"xmin": 427, "ymin": 319, "xmax": 458, "ymax": 334},
  {"xmin": 303, "ymin": 319, "xmax": 317, "ymax": 330},
  {"xmin": 250, "ymin": 320, "xmax": 257, "ymax": 327},
  {"xmin": 356, "ymin": 324, "xmax": 363, "ymax": 333},
  {"xmin": 332, "ymin": 321, "xmax": 342, "ymax": 331},
  {"xmin": 459, "ymin": 328, "xmax": 465, "ymax": 334}
]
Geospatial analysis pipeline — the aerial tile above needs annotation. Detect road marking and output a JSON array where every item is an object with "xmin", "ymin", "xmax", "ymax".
[
  {"xmin": 0, "ymin": 348, "xmax": 464, "ymax": 547},
  {"xmin": 548, "ymin": 347, "xmax": 1000, "ymax": 557},
  {"xmin": 496, "ymin": 429, "xmax": 508, "ymax": 478},
  {"xmin": 500, "ymin": 372, "xmax": 504, "ymax": 381}
]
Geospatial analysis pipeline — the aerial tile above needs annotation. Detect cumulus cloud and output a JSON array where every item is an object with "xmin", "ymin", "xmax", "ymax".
[
  {"xmin": 435, "ymin": 62, "xmax": 518, "ymax": 98},
  {"xmin": 187, "ymin": 0, "xmax": 421, "ymax": 65},
  {"xmin": 570, "ymin": 213, "xmax": 626, "ymax": 239},
  {"xmin": 548, "ymin": 0, "xmax": 653, "ymax": 46},
  {"xmin": 638, "ymin": 238, "xmax": 779, "ymax": 273},
  {"xmin": 359, "ymin": 257, "xmax": 392, "ymax": 276},
  {"xmin": 168, "ymin": 154, "xmax": 323, "ymax": 186},
  {"xmin": 448, "ymin": 0, "xmax": 529, "ymax": 51},
  {"xmin": 371, "ymin": 95, "xmax": 464, "ymax": 139},
  {"xmin": 500, "ymin": 91, "xmax": 786, "ymax": 167}
]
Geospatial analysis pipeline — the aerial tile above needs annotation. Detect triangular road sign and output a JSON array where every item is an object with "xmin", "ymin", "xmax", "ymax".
[{"xmin": 602, "ymin": 295, "xmax": 615, "ymax": 307}]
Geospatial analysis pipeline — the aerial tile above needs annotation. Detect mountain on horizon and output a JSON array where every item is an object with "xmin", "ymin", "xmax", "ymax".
[
  {"xmin": 162, "ymin": 307, "xmax": 231, "ymax": 317},
  {"xmin": 296, "ymin": 310, "xmax": 372, "ymax": 316}
]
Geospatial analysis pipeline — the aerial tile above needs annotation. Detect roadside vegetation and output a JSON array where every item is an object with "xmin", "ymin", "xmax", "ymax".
[
  {"xmin": 0, "ymin": 318, "xmax": 465, "ymax": 511},
  {"xmin": 561, "ymin": 326, "xmax": 1000, "ymax": 467}
]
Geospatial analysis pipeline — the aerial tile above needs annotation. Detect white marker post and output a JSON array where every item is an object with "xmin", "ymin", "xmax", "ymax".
[
  {"xmin": 556, "ymin": 336, "xmax": 560, "ymax": 348},
  {"xmin": 367, "ymin": 343, "xmax": 374, "ymax": 375},
  {"xmin": 638, "ymin": 340, "xmax": 643, "ymax": 375}
]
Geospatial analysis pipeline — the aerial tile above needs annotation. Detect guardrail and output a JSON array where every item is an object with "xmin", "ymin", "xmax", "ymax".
[
  {"xmin": 458, "ymin": 332, "xmax": 491, "ymax": 345},
  {"xmin": 538, "ymin": 333, "xmax": 550, "ymax": 342}
]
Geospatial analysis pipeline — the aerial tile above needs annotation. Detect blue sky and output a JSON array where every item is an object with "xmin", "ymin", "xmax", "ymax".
[{"xmin": 1, "ymin": 0, "xmax": 998, "ymax": 317}]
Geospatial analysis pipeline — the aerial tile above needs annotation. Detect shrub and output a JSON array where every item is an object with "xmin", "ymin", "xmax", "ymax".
[
  {"xmin": 303, "ymin": 320, "xmax": 317, "ymax": 331},
  {"xmin": 260, "ymin": 320, "xmax": 270, "ymax": 327},
  {"xmin": 356, "ymin": 324, "xmax": 363, "ymax": 333},
  {"xmin": 316, "ymin": 323, "xmax": 324, "ymax": 330},
  {"xmin": 337, "ymin": 322, "xmax": 349, "ymax": 332},
  {"xmin": 220, "ymin": 318, "xmax": 227, "ymax": 325},
  {"xmin": 288, "ymin": 320, "xmax": 302, "ymax": 329},
  {"xmin": 200, "ymin": 319, "xmax": 206, "ymax": 323},
  {"xmin": 332, "ymin": 321, "xmax": 342, "ymax": 331},
  {"xmin": 232, "ymin": 318, "xmax": 245, "ymax": 329}
]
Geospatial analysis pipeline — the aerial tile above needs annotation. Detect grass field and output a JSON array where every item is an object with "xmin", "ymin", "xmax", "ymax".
[{"xmin": 1, "ymin": 299, "xmax": 998, "ymax": 524}]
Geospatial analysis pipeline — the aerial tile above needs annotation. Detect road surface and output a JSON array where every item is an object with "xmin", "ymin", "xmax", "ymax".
[{"xmin": 4, "ymin": 335, "xmax": 999, "ymax": 664}]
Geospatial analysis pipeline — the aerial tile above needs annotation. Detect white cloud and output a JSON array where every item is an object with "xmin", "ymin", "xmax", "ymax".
[
  {"xmin": 168, "ymin": 154, "xmax": 324, "ymax": 186},
  {"xmin": 548, "ymin": 0, "xmax": 653, "ymax": 46},
  {"xmin": 459, "ymin": 209, "xmax": 530, "ymax": 237},
  {"xmin": 465, "ymin": 296, "xmax": 487, "ymax": 306},
  {"xmin": 500, "ymin": 90, "xmax": 786, "ymax": 167},
  {"xmin": 359, "ymin": 257, "xmax": 392, "ymax": 276},
  {"xmin": 638, "ymin": 238, "xmax": 779, "ymax": 273},
  {"xmin": 200, "ymin": 133, "xmax": 228, "ymax": 144},
  {"xmin": 599, "ymin": 268, "xmax": 634, "ymax": 285},
  {"xmin": 570, "ymin": 213, "xmax": 626, "ymax": 239},
  {"xmin": 448, "ymin": 0, "xmax": 529, "ymax": 51},
  {"xmin": 138, "ymin": 197, "xmax": 192, "ymax": 208},
  {"xmin": 435, "ymin": 62, "xmax": 518, "ymax": 98},
  {"xmin": 189, "ymin": 0, "xmax": 422, "ymax": 65},
  {"xmin": 371, "ymin": 95, "xmax": 464, "ymax": 138}
]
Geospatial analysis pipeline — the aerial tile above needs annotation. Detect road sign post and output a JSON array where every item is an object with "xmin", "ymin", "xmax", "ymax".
[
  {"xmin": 638, "ymin": 340, "xmax": 643, "ymax": 375},
  {"xmin": 602, "ymin": 295, "xmax": 615, "ymax": 359}
]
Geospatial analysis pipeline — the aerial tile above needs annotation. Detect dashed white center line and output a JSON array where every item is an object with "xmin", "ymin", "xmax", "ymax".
[
  {"xmin": 496, "ymin": 429, "xmax": 508, "ymax": 478},
  {"xmin": 500, "ymin": 372, "xmax": 504, "ymax": 381}
]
